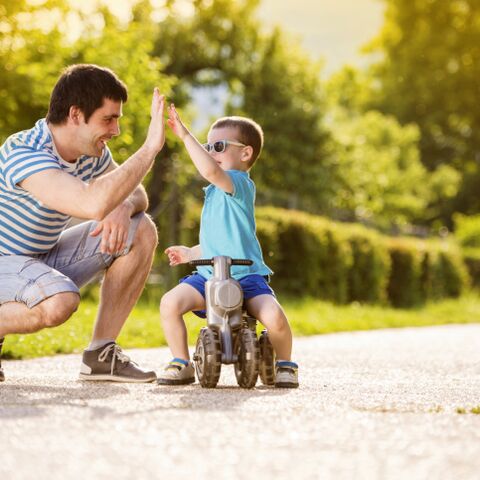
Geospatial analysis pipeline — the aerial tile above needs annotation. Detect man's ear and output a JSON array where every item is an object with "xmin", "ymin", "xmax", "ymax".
[
  {"xmin": 68, "ymin": 106, "xmax": 83, "ymax": 125},
  {"xmin": 241, "ymin": 145, "xmax": 254, "ymax": 163}
]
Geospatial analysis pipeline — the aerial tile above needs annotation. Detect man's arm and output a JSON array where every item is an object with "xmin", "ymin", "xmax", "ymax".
[
  {"xmin": 91, "ymin": 161, "xmax": 149, "ymax": 216},
  {"xmin": 83, "ymin": 161, "xmax": 151, "ymax": 254},
  {"xmin": 19, "ymin": 89, "xmax": 165, "ymax": 220}
]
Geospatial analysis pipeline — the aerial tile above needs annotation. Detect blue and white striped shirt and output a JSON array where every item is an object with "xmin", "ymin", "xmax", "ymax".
[{"xmin": 0, "ymin": 119, "xmax": 112, "ymax": 255}]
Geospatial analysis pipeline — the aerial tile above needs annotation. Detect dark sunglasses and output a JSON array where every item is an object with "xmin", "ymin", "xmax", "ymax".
[{"xmin": 202, "ymin": 139, "xmax": 246, "ymax": 153}]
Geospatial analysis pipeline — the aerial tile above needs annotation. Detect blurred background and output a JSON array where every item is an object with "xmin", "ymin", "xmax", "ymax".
[{"xmin": 2, "ymin": 0, "xmax": 480, "ymax": 307}]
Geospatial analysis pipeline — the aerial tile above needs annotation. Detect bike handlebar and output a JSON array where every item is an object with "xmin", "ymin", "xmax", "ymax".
[{"xmin": 189, "ymin": 258, "xmax": 253, "ymax": 266}]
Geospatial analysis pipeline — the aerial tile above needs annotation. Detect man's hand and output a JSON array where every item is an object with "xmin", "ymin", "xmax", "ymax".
[
  {"xmin": 167, "ymin": 104, "xmax": 189, "ymax": 141},
  {"xmin": 90, "ymin": 201, "xmax": 133, "ymax": 254},
  {"xmin": 143, "ymin": 88, "xmax": 166, "ymax": 155},
  {"xmin": 165, "ymin": 245, "xmax": 193, "ymax": 266}
]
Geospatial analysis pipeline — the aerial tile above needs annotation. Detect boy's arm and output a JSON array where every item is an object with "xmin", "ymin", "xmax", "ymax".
[
  {"xmin": 167, "ymin": 104, "xmax": 234, "ymax": 193},
  {"xmin": 165, "ymin": 244, "xmax": 201, "ymax": 266}
]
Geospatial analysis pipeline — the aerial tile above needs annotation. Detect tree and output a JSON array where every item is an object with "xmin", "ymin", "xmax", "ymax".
[
  {"xmin": 325, "ymin": 65, "xmax": 462, "ymax": 229},
  {"xmin": 0, "ymin": 0, "xmax": 72, "ymax": 140},
  {"xmin": 366, "ymin": 0, "xmax": 480, "ymax": 221}
]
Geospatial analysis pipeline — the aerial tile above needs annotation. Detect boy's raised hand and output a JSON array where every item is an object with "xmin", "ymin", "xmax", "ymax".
[
  {"xmin": 165, "ymin": 245, "xmax": 192, "ymax": 266},
  {"xmin": 167, "ymin": 103, "xmax": 189, "ymax": 141}
]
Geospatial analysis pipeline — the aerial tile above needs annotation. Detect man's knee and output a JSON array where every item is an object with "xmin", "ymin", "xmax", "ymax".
[
  {"xmin": 134, "ymin": 214, "xmax": 158, "ymax": 251},
  {"xmin": 38, "ymin": 292, "xmax": 80, "ymax": 328}
]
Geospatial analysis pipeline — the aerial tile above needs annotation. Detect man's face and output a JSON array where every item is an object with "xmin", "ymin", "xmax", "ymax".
[{"xmin": 77, "ymin": 98, "xmax": 122, "ymax": 157}]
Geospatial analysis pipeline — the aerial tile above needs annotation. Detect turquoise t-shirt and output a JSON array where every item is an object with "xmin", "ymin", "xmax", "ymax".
[{"xmin": 197, "ymin": 170, "xmax": 273, "ymax": 280}]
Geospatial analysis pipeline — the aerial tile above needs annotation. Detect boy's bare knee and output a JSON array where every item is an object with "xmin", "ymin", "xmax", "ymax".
[
  {"xmin": 160, "ymin": 292, "xmax": 180, "ymax": 319},
  {"xmin": 259, "ymin": 304, "xmax": 288, "ymax": 331},
  {"xmin": 39, "ymin": 292, "xmax": 80, "ymax": 328}
]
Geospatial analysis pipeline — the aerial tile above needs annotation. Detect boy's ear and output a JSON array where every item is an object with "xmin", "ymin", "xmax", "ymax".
[{"xmin": 241, "ymin": 145, "xmax": 254, "ymax": 163}]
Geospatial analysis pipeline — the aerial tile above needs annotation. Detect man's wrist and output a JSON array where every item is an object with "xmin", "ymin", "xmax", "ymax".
[
  {"xmin": 139, "ymin": 143, "xmax": 159, "ymax": 160},
  {"xmin": 122, "ymin": 199, "xmax": 136, "ymax": 216}
]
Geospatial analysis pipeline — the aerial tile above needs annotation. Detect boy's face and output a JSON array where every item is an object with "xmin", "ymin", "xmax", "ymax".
[{"xmin": 206, "ymin": 126, "xmax": 250, "ymax": 171}]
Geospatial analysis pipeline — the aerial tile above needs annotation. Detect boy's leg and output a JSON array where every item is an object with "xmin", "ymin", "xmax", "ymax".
[
  {"xmin": 159, "ymin": 283, "xmax": 206, "ymax": 360},
  {"xmin": 245, "ymin": 294, "xmax": 292, "ymax": 361},
  {"xmin": 157, "ymin": 283, "xmax": 205, "ymax": 385},
  {"xmin": 246, "ymin": 294, "xmax": 299, "ymax": 388}
]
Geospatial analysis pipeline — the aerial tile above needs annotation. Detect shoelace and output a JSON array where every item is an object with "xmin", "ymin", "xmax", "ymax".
[{"xmin": 98, "ymin": 343, "xmax": 131, "ymax": 375}]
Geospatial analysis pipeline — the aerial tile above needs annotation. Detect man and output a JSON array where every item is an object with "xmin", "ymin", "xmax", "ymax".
[{"xmin": 0, "ymin": 64, "xmax": 165, "ymax": 382}]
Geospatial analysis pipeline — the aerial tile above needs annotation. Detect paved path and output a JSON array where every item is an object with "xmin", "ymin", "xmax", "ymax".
[{"xmin": 1, "ymin": 324, "xmax": 480, "ymax": 480}]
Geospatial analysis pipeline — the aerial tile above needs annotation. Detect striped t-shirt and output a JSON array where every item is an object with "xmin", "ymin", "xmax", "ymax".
[{"xmin": 0, "ymin": 119, "xmax": 112, "ymax": 255}]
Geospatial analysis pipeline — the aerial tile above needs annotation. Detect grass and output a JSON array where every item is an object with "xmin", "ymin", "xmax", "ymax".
[
  {"xmin": 4, "ymin": 292, "xmax": 480, "ymax": 360},
  {"xmin": 456, "ymin": 406, "xmax": 480, "ymax": 415}
]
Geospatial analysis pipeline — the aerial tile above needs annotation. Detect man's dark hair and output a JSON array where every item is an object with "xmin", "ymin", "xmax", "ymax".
[
  {"xmin": 46, "ymin": 64, "xmax": 128, "ymax": 125},
  {"xmin": 210, "ymin": 116, "xmax": 264, "ymax": 168}
]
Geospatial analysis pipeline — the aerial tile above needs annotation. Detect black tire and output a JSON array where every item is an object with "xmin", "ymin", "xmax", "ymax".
[
  {"xmin": 194, "ymin": 327, "xmax": 222, "ymax": 388},
  {"xmin": 234, "ymin": 328, "xmax": 259, "ymax": 388},
  {"xmin": 259, "ymin": 329, "xmax": 275, "ymax": 386}
]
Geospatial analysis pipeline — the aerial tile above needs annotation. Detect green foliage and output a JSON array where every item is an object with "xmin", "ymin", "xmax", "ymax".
[
  {"xmin": 453, "ymin": 213, "xmax": 480, "ymax": 248},
  {"xmin": 345, "ymin": 225, "xmax": 390, "ymax": 304},
  {"xmin": 386, "ymin": 238, "xmax": 469, "ymax": 307},
  {"xmin": 386, "ymin": 238, "xmax": 423, "ymax": 307},
  {"xmin": 180, "ymin": 204, "xmax": 468, "ymax": 307},
  {"xmin": 234, "ymin": 29, "xmax": 330, "ymax": 212},
  {"xmin": 256, "ymin": 207, "xmax": 352, "ymax": 302},
  {"xmin": 367, "ymin": 0, "xmax": 480, "ymax": 221},
  {"xmin": 461, "ymin": 247, "xmax": 480, "ymax": 289},
  {"xmin": 325, "ymin": 107, "xmax": 428, "ymax": 227},
  {"xmin": 0, "ymin": 0, "xmax": 72, "ymax": 139}
]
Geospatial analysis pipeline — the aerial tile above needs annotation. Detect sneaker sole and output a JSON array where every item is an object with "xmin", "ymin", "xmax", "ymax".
[
  {"xmin": 78, "ymin": 373, "xmax": 157, "ymax": 383},
  {"xmin": 157, "ymin": 377, "xmax": 195, "ymax": 386},
  {"xmin": 275, "ymin": 382, "xmax": 299, "ymax": 388}
]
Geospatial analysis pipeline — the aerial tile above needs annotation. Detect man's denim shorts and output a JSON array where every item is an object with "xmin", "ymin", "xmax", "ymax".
[
  {"xmin": 180, "ymin": 272, "xmax": 275, "ymax": 318},
  {"xmin": 0, "ymin": 212, "xmax": 144, "ymax": 308}
]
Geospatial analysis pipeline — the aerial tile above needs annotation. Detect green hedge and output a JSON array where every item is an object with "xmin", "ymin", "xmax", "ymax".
[
  {"xmin": 462, "ymin": 247, "xmax": 480, "ymax": 289},
  {"xmin": 180, "ymin": 205, "xmax": 469, "ymax": 307}
]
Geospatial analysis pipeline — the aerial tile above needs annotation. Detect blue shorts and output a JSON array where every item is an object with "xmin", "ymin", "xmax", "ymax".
[{"xmin": 180, "ymin": 273, "xmax": 275, "ymax": 318}]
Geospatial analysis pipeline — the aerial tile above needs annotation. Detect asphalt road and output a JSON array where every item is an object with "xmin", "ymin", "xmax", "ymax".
[{"xmin": 1, "ymin": 324, "xmax": 480, "ymax": 480}]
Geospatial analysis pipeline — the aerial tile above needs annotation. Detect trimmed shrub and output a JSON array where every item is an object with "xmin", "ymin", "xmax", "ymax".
[
  {"xmin": 387, "ymin": 238, "xmax": 469, "ymax": 307},
  {"xmin": 386, "ymin": 238, "xmax": 424, "ymax": 307},
  {"xmin": 257, "ymin": 207, "xmax": 352, "ymax": 302},
  {"xmin": 462, "ymin": 248, "xmax": 480, "ymax": 289},
  {"xmin": 179, "ymin": 203, "xmax": 469, "ymax": 307},
  {"xmin": 345, "ymin": 226, "xmax": 390, "ymax": 304}
]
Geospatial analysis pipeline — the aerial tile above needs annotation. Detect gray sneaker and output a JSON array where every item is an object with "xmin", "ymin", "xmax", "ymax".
[
  {"xmin": 275, "ymin": 361, "xmax": 299, "ymax": 388},
  {"xmin": 79, "ymin": 342, "xmax": 156, "ymax": 383},
  {"xmin": 157, "ymin": 358, "xmax": 195, "ymax": 385},
  {"xmin": 0, "ymin": 338, "xmax": 4, "ymax": 382}
]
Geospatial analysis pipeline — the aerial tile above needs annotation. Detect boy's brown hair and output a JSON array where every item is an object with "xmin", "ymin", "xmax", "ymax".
[{"xmin": 210, "ymin": 116, "xmax": 264, "ymax": 168}]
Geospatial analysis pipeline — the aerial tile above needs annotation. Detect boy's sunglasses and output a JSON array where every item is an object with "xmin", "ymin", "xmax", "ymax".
[{"xmin": 202, "ymin": 139, "xmax": 246, "ymax": 153}]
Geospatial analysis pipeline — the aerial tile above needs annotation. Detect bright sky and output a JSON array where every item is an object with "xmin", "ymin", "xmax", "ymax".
[
  {"xmin": 257, "ymin": 0, "xmax": 385, "ymax": 74},
  {"xmin": 66, "ymin": 0, "xmax": 385, "ymax": 75}
]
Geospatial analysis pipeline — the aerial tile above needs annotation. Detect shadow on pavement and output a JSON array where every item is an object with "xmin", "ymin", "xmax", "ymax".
[{"xmin": 0, "ymin": 383, "xmax": 129, "ymax": 419}]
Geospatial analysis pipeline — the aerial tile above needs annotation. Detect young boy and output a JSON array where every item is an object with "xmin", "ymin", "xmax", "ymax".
[{"xmin": 157, "ymin": 105, "xmax": 299, "ymax": 388}]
